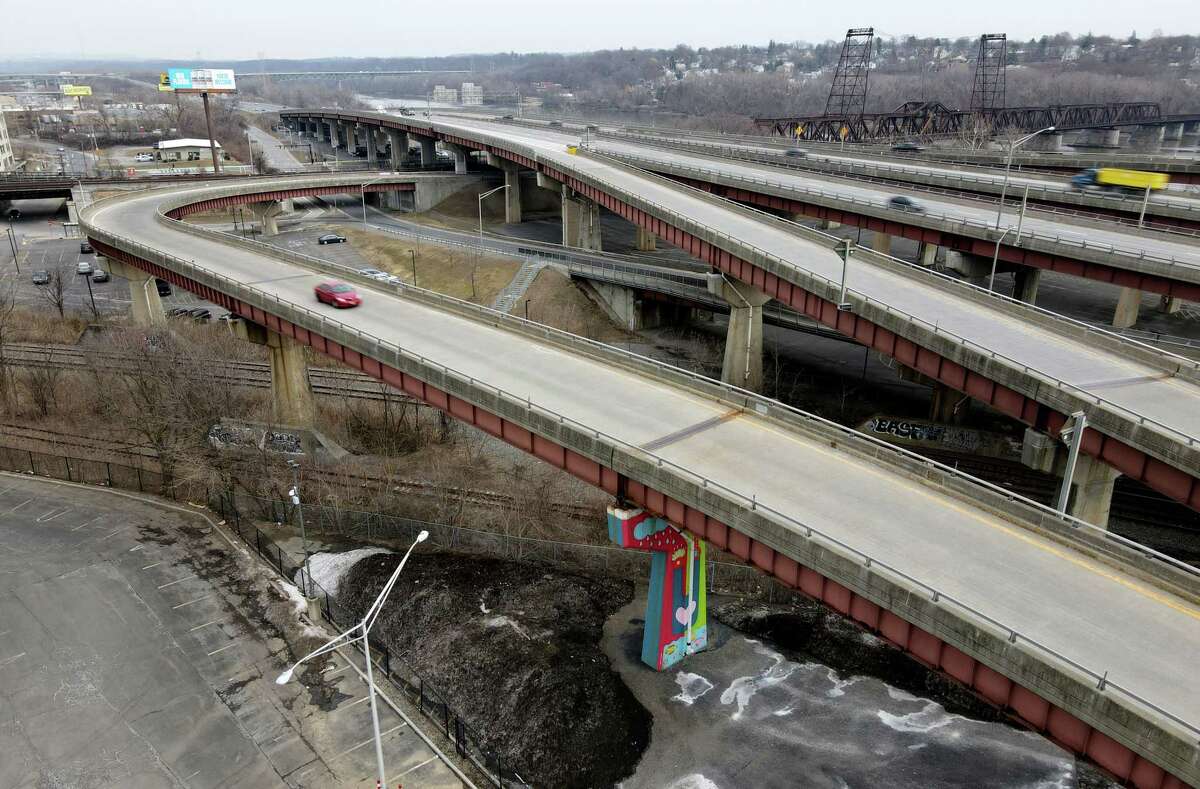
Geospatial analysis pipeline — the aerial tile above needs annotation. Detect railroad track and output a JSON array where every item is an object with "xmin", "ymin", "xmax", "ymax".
[
  {"xmin": 0, "ymin": 425, "xmax": 600, "ymax": 522},
  {"xmin": 0, "ymin": 343, "xmax": 416, "ymax": 404}
]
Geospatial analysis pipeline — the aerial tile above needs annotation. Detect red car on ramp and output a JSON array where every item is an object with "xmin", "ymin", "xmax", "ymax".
[{"xmin": 314, "ymin": 281, "xmax": 362, "ymax": 308}]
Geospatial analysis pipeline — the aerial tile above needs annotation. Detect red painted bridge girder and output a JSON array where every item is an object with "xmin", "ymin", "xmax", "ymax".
[{"xmin": 88, "ymin": 230, "xmax": 1193, "ymax": 787}]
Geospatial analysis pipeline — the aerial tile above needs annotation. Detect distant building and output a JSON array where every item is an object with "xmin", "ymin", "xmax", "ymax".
[
  {"xmin": 460, "ymin": 82, "xmax": 483, "ymax": 106},
  {"xmin": 432, "ymin": 85, "xmax": 458, "ymax": 104},
  {"xmin": 0, "ymin": 112, "xmax": 12, "ymax": 172},
  {"xmin": 155, "ymin": 138, "xmax": 229, "ymax": 162}
]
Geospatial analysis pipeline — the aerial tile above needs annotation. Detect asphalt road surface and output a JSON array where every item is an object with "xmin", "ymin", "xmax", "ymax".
[{"xmin": 0, "ymin": 474, "xmax": 464, "ymax": 788}]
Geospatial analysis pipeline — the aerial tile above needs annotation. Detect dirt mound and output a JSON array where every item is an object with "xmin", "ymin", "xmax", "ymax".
[{"xmin": 338, "ymin": 552, "xmax": 649, "ymax": 787}]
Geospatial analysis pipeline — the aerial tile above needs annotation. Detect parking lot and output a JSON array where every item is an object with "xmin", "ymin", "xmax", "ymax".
[{"xmin": 0, "ymin": 475, "xmax": 465, "ymax": 788}]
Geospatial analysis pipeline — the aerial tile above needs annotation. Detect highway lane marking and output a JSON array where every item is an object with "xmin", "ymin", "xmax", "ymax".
[
  {"xmin": 157, "ymin": 574, "xmax": 197, "ymax": 589},
  {"xmin": 69, "ymin": 516, "xmax": 105, "ymax": 532},
  {"xmin": 189, "ymin": 619, "xmax": 221, "ymax": 633},
  {"xmin": 128, "ymin": 544, "xmax": 144, "ymax": 552},
  {"xmin": 745, "ymin": 415, "xmax": 1200, "ymax": 623},
  {"xmin": 5, "ymin": 498, "xmax": 32, "ymax": 514},
  {"xmin": 36, "ymin": 507, "xmax": 71, "ymax": 523},
  {"xmin": 206, "ymin": 640, "xmax": 242, "ymax": 657},
  {"xmin": 641, "ymin": 409, "xmax": 742, "ymax": 452},
  {"xmin": 331, "ymin": 695, "xmax": 370, "ymax": 713},
  {"xmin": 329, "ymin": 725, "xmax": 405, "ymax": 761},
  {"xmin": 0, "ymin": 652, "xmax": 26, "ymax": 668},
  {"xmin": 100, "ymin": 528, "xmax": 126, "ymax": 540},
  {"xmin": 142, "ymin": 562, "xmax": 162, "ymax": 570}
]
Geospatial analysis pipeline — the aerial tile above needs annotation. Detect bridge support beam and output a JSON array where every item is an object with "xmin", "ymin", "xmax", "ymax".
[
  {"xmin": 235, "ymin": 320, "xmax": 317, "ymax": 429},
  {"xmin": 1028, "ymin": 132, "xmax": 1063, "ymax": 152},
  {"xmin": 562, "ymin": 190, "xmax": 602, "ymax": 251},
  {"xmin": 1112, "ymin": 287, "xmax": 1142, "ymax": 329},
  {"xmin": 443, "ymin": 143, "xmax": 471, "ymax": 174},
  {"xmin": 1012, "ymin": 267, "xmax": 1042, "ymax": 305},
  {"xmin": 818, "ymin": 218, "xmax": 841, "ymax": 230},
  {"xmin": 871, "ymin": 231, "xmax": 891, "ymax": 255},
  {"xmin": 502, "ymin": 166, "xmax": 523, "ymax": 223},
  {"xmin": 247, "ymin": 200, "xmax": 284, "ymax": 237},
  {"xmin": 1020, "ymin": 427, "xmax": 1120, "ymax": 529},
  {"xmin": 607, "ymin": 505, "xmax": 707, "ymax": 671},
  {"xmin": 1158, "ymin": 295, "xmax": 1183, "ymax": 314},
  {"xmin": 1163, "ymin": 122, "xmax": 1185, "ymax": 142},
  {"xmin": 582, "ymin": 281, "xmax": 688, "ymax": 331},
  {"xmin": 635, "ymin": 225, "xmax": 657, "ymax": 251},
  {"xmin": 413, "ymin": 135, "xmax": 436, "ymax": 167},
  {"xmin": 387, "ymin": 130, "xmax": 410, "ymax": 169},
  {"xmin": 917, "ymin": 242, "xmax": 937, "ymax": 267},
  {"xmin": 1102, "ymin": 128, "xmax": 1121, "ymax": 148},
  {"xmin": 1131, "ymin": 124, "xmax": 1164, "ymax": 151},
  {"xmin": 106, "ymin": 259, "xmax": 166, "ymax": 327},
  {"xmin": 708, "ymin": 273, "xmax": 769, "ymax": 392},
  {"xmin": 362, "ymin": 124, "xmax": 378, "ymax": 165}
]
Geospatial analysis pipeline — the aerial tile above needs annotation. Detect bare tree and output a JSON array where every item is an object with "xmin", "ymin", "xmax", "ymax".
[
  {"xmin": 26, "ymin": 354, "xmax": 62, "ymax": 417},
  {"xmin": 36, "ymin": 269, "xmax": 67, "ymax": 318},
  {"xmin": 0, "ymin": 283, "xmax": 17, "ymax": 413}
]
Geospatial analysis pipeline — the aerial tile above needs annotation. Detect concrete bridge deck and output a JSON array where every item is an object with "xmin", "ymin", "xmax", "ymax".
[{"xmin": 80, "ymin": 171, "xmax": 1200, "ymax": 786}]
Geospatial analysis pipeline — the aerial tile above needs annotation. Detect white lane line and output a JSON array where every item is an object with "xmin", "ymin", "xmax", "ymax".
[
  {"xmin": 0, "ymin": 652, "xmax": 26, "ymax": 668},
  {"xmin": 141, "ymin": 562, "xmax": 162, "ymax": 571},
  {"xmin": 185, "ymin": 770, "xmax": 200, "ymax": 780},
  {"xmin": 36, "ymin": 507, "xmax": 71, "ymax": 523},
  {"xmin": 6, "ymin": 499, "xmax": 32, "ymax": 514},
  {"xmin": 396, "ymin": 756, "xmax": 438, "ymax": 778},
  {"xmin": 206, "ymin": 640, "xmax": 242, "ymax": 657},
  {"xmin": 188, "ymin": 619, "xmax": 221, "ymax": 632},
  {"xmin": 70, "ymin": 516, "xmax": 105, "ymax": 532},
  {"xmin": 331, "ymin": 695, "xmax": 370, "ymax": 713},
  {"xmin": 157, "ymin": 574, "xmax": 197, "ymax": 590},
  {"xmin": 100, "ymin": 528, "xmax": 126, "ymax": 539},
  {"xmin": 128, "ymin": 545, "xmax": 144, "ymax": 552},
  {"xmin": 172, "ymin": 594, "xmax": 212, "ymax": 610},
  {"xmin": 330, "ymin": 725, "xmax": 404, "ymax": 761}
]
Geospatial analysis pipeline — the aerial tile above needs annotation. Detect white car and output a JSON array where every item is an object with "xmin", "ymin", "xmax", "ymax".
[
  {"xmin": 356, "ymin": 268, "xmax": 390, "ymax": 281},
  {"xmin": 76, "ymin": 261, "xmax": 93, "ymax": 275},
  {"xmin": 135, "ymin": 153, "xmax": 154, "ymax": 163}
]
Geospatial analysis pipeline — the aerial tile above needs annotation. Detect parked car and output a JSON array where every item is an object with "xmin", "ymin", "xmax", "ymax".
[
  {"xmin": 547, "ymin": 120, "xmax": 563, "ymax": 128},
  {"xmin": 356, "ymin": 267, "xmax": 389, "ymax": 280},
  {"xmin": 891, "ymin": 142, "xmax": 924, "ymax": 153},
  {"xmin": 502, "ymin": 115, "xmax": 514, "ymax": 120},
  {"xmin": 134, "ymin": 153, "xmax": 155, "ymax": 163},
  {"xmin": 167, "ymin": 307, "xmax": 191, "ymax": 318},
  {"xmin": 79, "ymin": 241, "xmax": 93, "ymax": 254},
  {"xmin": 317, "ymin": 233, "xmax": 346, "ymax": 245},
  {"xmin": 887, "ymin": 195, "xmax": 926, "ymax": 214},
  {"xmin": 91, "ymin": 269, "xmax": 110, "ymax": 283},
  {"xmin": 31, "ymin": 270, "xmax": 50, "ymax": 285},
  {"xmin": 76, "ymin": 260, "xmax": 93, "ymax": 275},
  {"xmin": 314, "ymin": 281, "xmax": 362, "ymax": 308},
  {"xmin": 785, "ymin": 148, "xmax": 807, "ymax": 158},
  {"xmin": 155, "ymin": 278, "xmax": 172, "ymax": 297},
  {"xmin": 217, "ymin": 312, "xmax": 242, "ymax": 324},
  {"xmin": 188, "ymin": 308, "xmax": 212, "ymax": 322},
  {"xmin": 5, "ymin": 207, "xmax": 19, "ymax": 220}
]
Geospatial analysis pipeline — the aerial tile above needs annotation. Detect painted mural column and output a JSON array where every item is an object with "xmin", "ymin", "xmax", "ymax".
[{"xmin": 607, "ymin": 504, "xmax": 707, "ymax": 670}]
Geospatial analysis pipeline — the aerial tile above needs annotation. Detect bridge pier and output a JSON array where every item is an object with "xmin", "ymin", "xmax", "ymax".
[
  {"xmin": 443, "ymin": 143, "xmax": 471, "ymax": 174},
  {"xmin": 1012, "ymin": 267, "xmax": 1042, "ymax": 305},
  {"xmin": 387, "ymin": 129, "xmax": 410, "ymax": 169},
  {"xmin": 1028, "ymin": 132, "xmax": 1064, "ymax": 152},
  {"xmin": 1021, "ymin": 427, "xmax": 1120, "ymax": 528},
  {"xmin": 1159, "ymin": 295, "xmax": 1183, "ymax": 314},
  {"xmin": 413, "ymin": 135, "xmax": 436, "ymax": 167},
  {"xmin": 607, "ymin": 505, "xmax": 707, "ymax": 671},
  {"xmin": 1162, "ymin": 122, "xmax": 1185, "ymax": 142},
  {"xmin": 235, "ymin": 320, "xmax": 317, "ymax": 428},
  {"xmin": 870, "ymin": 230, "xmax": 891, "ymax": 255},
  {"xmin": 1101, "ymin": 128, "xmax": 1121, "ymax": 148},
  {"xmin": 582, "ymin": 281, "xmax": 689, "ymax": 331},
  {"xmin": 562, "ymin": 189, "xmax": 602, "ymax": 250},
  {"xmin": 362, "ymin": 124, "xmax": 378, "ymax": 165},
  {"xmin": 707, "ymin": 273, "xmax": 769, "ymax": 392},
  {"xmin": 635, "ymin": 225, "xmax": 657, "ymax": 251},
  {"xmin": 1131, "ymin": 124, "xmax": 1165, "ymax": 151},
  {"xmin": 246, "ymin": 200, "xmax": 285, "ymax": 236},
  {"xmin": 106, "ymin": 259, "xmax": 166, "ymax": 327},
  {"xmin": 817, "ymin": 218, "xmax": 841, "ymax": 230},
  {"xmin": 917, "ymin": 241, "xmax": 938, "ymax": 267},
  {"xmin": 1112, "ymin": 286, "xmax": 1142, "ymax": 329}
]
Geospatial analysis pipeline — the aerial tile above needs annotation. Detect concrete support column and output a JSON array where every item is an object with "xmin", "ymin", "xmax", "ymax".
[
  {"xmin": 562, "ymin": 188, "xmax": 602, "ymax": 250},
  {"xmin": 818, "ymin": 218, "xmax": 841, "ymax": 230},
  {"xmin": 1132, "ymin": 124, "xmax": 1165, "ymax": 151},
  {"xmin": 387, "ymin": 129, "xmax": 409, "ymax": 169},
  {"xmin": 248, "ymin": 200, "xmax": 284, "ymax": 236},
  {"xmin": 236, "ymin": 321, "xmax": 316, "ymax": 428},
  {"xmin": 1064, "ymin": 454, "xmax": 1121, "ymax": 528},
  {"xmin": 363, "ymin": 124, "xmax": 378, "ymax": 164},
  {"xmin": 871, "ymin": 231, "xmax": 891, "ymax": 255},
  {"xmin": 635, "ymin": 225, "xmax": 657, "ymax": 251},
  {"xmin": 444, "ymin": 143, "xmax": 470, "ymax": 174},
  {"xmin": 929, "ymin": 381, "xmax": 967, "ymax": 423},
  {"xmin": 707, "ymin": 274, "xmax": 770, "ymax": 392},
  {"xmin": 1112, "ymin": 287, "xmax": 1142, "ymax": 329},
  {"xmin": 1030, "ymin": 132, "xmax": 1064, "ymax": 152},
  {"xmin": 1159, "ymin": 295, "xmax": 1183, "ymax": 314},
  {"xmin": 107, "ymin": 259, "xmax": 166, "ymax": 327},
  {"xmin": 917, "ymin": 241, "xmax": 937, "ymax": 267},
  {"xmin": 417, "ymin": 135, "xmax": 436, "ymax": 167},
  {"xmin": 502, "ymin": 166, "xmax": 522, "ymax": 223},
  {"xmin": 1012, "ymin": 267, "xmax": 1042, "ymax": 305},
  {"xmin": 1102, "ymin": 128, "xmax": 1121, "ymax": 148},
  {"xmin": 1163, "ymin": 122, "xmax": 1185, "ymax": 142}
]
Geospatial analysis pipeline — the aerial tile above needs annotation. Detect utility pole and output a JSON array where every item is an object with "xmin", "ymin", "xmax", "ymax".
[
  {"xmin": 201, "ymin": 91, "xmax": 222, "ymax": 174},
  {"xmin": 287, "ymin": 460, "xmax": 312, "ymax": 596}
]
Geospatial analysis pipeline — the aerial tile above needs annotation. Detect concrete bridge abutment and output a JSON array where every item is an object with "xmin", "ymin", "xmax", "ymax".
[
  {"xmin": 387, "ymin": 129, "xmax": 410, "ymax": 169},
  {"xmin": 635, "ymin": 226, "xmax": 657, "ymax": 251},
  {"xmin": 105, "ymin": 258, "xmax": 166, "ymax": 327},
  {"xmin": 562, "ymin": 189, "xmax": 602, "ymax": 251},
  {"xmin": 1112, "ymin": 286, "xmax": 1142, "ymax": 329},
  {"xmin": 707, "ymin": 273, "xmax": 769, "ymax": 392}
]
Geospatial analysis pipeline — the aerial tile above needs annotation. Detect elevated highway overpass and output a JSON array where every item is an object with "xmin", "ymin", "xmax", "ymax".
[
  {"xmin": 282, "ymin": 110, "xmax": 1200, "ymax": 522},
  {"xmin": 80, "ymin": 169, "xmax": 1200, "ymax": 788}
]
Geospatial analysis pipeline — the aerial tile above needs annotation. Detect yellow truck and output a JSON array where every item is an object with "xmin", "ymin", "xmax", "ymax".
[{"xmin": 1071, "ymin": 167, "xmax": 1170, "ymax": 193}]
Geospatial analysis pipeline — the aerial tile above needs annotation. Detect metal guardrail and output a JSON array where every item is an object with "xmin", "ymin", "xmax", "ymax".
[
  {"xmin": 604, "ymin": 148, "xmax": 1200, "ymax": 271},
  {"xmin": 79, "ymin": 178, "xmax": 1200, "ymax": 745},
  {"xmin": 605, "ymin": 131, "xmax": 1200, "ymax": 235}
]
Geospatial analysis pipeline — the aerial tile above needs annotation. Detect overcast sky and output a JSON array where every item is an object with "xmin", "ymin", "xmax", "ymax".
[{"xmin": 3, "ymin": 0, "xmax": 1196, "ymax": 61}]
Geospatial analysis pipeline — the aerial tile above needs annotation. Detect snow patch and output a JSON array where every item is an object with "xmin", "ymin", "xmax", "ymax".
[
  {"xmin": 885, "ymin": 685, "xmax": 921, "ymax": 703},
  {"xmin": 877, "ymin": 701, "xmax": 959, "ymax": 734},
  {"xmin": 660, "ymin": 774, "xmax": 721, "ymax": 789},
  {"xmin": 672, "ymin": 672, "xmax": 714, "ymax": 706},
  {"xmin": 824, "ymin": 668, "xmax": 862, "ymax": 698},
  {"xmin": 719, "ymin": 639, "xmax": 799, "ymax": 720},
  {"xmin": 484, "ymin": 615, "xmax": 531, "ymax": 639},
  {"xmin": 277, "ymin": 579, "xmax": 308, "ymax": 614},
  {"xmin": 298, "ymin": 548, "xmax": 390, "ymax": 598}
]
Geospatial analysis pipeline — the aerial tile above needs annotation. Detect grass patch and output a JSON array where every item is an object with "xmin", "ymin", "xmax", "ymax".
[{"xmin": 338, "ymin": 226, "xmax": 520, "ymax": 306}]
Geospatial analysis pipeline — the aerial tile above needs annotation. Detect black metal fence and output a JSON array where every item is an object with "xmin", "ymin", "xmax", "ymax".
[{"xmin": 214, "ymin": 491, "xmax": 526, "ymax": 788}]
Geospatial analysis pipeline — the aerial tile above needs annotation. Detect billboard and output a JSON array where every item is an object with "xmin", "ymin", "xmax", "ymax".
[
  {"xmin": 60, "ymin": 85, "xmax": 93, "ymax": 96},
  {"xmin": 167, "ymin": 68, "xmax": 237, "ymax": 93}
]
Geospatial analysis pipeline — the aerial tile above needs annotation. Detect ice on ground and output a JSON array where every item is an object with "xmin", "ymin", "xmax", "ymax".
[
  {"xmin": 824, "ymin": 668, "xmax": 863, "ymax": 698},
  {"xmin": 299, "ymin": 548, "xmax": 390, "ymax": 598},
  {"xmin": 277, "ymin": 579, "xmax": 308, "ymax": 614},
  {"xmin": 483, "ymin": 615, "xmax": 531, "ymax": 639},
  {"xmin": 877, "ymin": 701, "xmax": 960, "ymax": 734},
  {"xmin": 672, "ymin": 672, "xmax": 715, "ymax": 706},
  {"xmin": 661, "ymin": 775, "xmax": 721, "ymax": 789},
  {"xmin": 719, "ymin": 639, "xmax": 799, "ymax": 720}
]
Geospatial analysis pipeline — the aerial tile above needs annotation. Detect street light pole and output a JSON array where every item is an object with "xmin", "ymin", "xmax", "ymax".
[
  {"xmin": 477, "ymin": 184, "xmax": 508, "ymax": 250},
  {"xmin": 988, "ymin": 226, "xmax": 1014, "ymax": 292},
  {"xmin": 995, "ymin": 126, "xmax": 1055, "ymax": 230},
  {"xmin": 276, "ymin": 530, "xmax": 429, "ymax": 789},
  {"xmin": 409, "ymin": 249, "xmax": 417, "ymax": 286},
  {"xmin": 84, "ymin": 273, "xmax": 97, "ymax": 319},
  {"xmin": 287, "ymin": 460, "xmax": 312, "ymax": 596},
  {"xmin": 1055, "ymin": 411, "xmax": 1088, "ymax": 515},
  {"xmin": 1014, "ymin": 183, "xmax": 1030, "ymax": 243}
]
